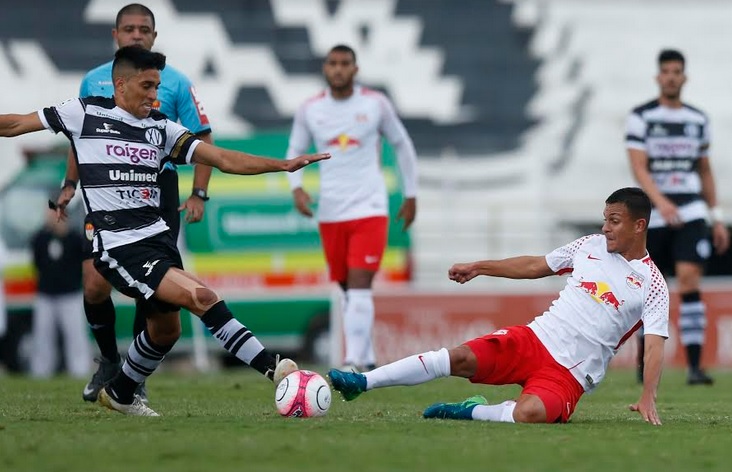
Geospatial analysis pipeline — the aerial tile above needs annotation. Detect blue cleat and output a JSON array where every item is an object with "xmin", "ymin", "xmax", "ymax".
[
  {"xmin": 328, "ymin": 368, "xmax": 367, "ymax": 401},
  {"xmin": 423, "ymin": 395, "xmax": 488, "ymax": 420}
]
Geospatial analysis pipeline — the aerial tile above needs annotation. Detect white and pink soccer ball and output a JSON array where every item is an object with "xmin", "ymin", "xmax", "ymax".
[{"xmin": 275, "ymin": 370, "xmax": 331, "ymax": 418}]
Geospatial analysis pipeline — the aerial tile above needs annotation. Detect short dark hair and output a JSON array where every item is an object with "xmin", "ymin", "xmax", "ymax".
[
  {"xmin": 329, "ymin": 44, "xmax": 357, "ymax": 63},
  {"xmin": 605, "ymin": 187, "xmax": 651, "ymax": 223},
  {"xmin": 112, "ymin": 45, "xmax": 166, "ymax": 78},
  {"xmin": 116, "ymin": 3, "xmax": 155, "ymax": 30},
  {"xmin": 658, "ymin": 49, "xmax": 685, "ymax": 69}
]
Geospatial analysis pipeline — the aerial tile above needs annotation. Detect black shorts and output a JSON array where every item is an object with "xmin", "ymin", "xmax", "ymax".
[
  {"xmin": 93, "ymin": 231, "xmax": 183, "ymax": 312},
  {"xmin": 647, "ymin": 219, "xmax": 711, "ymax": 276},
  {"xmin": 82, "ymin": 170, "xmax": 180, "ymax": 259}
]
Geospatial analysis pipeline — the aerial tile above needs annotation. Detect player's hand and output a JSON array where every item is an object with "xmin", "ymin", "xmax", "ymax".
[
  {"xmin": 712, "ymin": 222, "xmax": 730, "ymax": 254},
  {"xmin": 284, "ymin": 153, "xmax": 330, "ymax": 172},
  {"xmin": 657, "ymin": 199, "xmax": 682, "ymax": 227},
  {"xmin": 54, "ymin": 185, "xmax": 76, "ymax": 222},
  {"xmin": 178, "ymin": 195, "xmax": 206, "ymax": 223},
  {"xmin": 448, "ymin": 262, "xmax": 478, "ymax": 284},
  {"xmin": 293, "ymin": 187, "xmax": 313, "ymax": 218},
  {"xmin": 397, "ymin": 197, "xmax": 416, "ymax": 231},
  {"xmin": 628, "ymin": 398, "xmax": 662, "ymax": 426}
]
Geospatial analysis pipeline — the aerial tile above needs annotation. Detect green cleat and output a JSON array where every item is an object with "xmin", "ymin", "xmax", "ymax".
[
  {"xmin": 423, "ymin": 395, "xmax": 488, "ymax": 420},
  {"xmin": 327, "ymin": 368, "xmax": 367, "ymax": 401}
]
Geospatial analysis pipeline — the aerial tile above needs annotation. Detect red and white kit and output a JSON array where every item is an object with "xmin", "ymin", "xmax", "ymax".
[
  {"xmin": 531, "ymin": 234, "xmax": 670, "ymax": 391},
  {"xmin": 285, "ymin": 85, "xmax": 417, "ymax": 223}
]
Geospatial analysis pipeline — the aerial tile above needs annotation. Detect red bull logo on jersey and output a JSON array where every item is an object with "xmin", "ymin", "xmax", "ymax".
[
  {"xmin": 626, "ymin": 271, "xmax": 644, "ymax": 290},
  {"xmin": 577, "ymin": 280, "xmax": 625, "ymax": 310},
  {"xmin": 327, "ymin": 133, "xmax": 360, "ymax": 151}
]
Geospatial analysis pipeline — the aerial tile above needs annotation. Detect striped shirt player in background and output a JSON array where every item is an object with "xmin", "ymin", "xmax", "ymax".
[
  {"xmin": 0, "ymin": 46, "xmax": 330, "ymax": 416},
  {"xmin": 626, "ymin": 49, "xmax": 730, "ymax": 385},
  {"xmin": 54, "ymin": 3, "xmax": 216, "ymax": 405},
  {"xmin": 285, "ymin": 44, "xmax": 418, "ymax": 372},
  {"xmin": 329, "ymin": 188, "xmax": 670, "ymax": 426}
]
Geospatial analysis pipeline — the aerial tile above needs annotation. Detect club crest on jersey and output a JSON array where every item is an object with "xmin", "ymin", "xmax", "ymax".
[
  {"xmin": 626, "ymin": 271, "xmax": 644, "ymax": 289},
  {"xmin": 84, "ymin": 222, "xmax": 94, "ymax": 241},
  {"xmin": 145, "ymin": 128, "xmax": 163, "ymax": 146},
  {"xmin": 684, "ymin": 123, "xmax": 700, "ymax": 137}
]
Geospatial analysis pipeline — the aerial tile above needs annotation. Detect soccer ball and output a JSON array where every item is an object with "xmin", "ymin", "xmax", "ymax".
[{"xmin": 275, "ymin": 370, "xmax": 331, "ymax": 418}]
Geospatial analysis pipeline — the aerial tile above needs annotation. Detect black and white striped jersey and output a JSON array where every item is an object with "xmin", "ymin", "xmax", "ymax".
[
  {"xmin": 38, "ymin": 96, "xmax": 202, "ymax": 251},
  {"xmin": 625, "ymin": 99, "xmax": 710, "ymax": 227}
]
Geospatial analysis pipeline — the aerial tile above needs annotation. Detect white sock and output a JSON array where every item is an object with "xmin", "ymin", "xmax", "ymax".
[
  {"xmin": 471, "ymin": 401, "xmax": 516, "ymax": 423},
  {"xmin": 364, "ymin": 348, "xmax": 451, "ymax": 389},
  {"xmin": 343, "ymin": 289, "xmax": 375, "ymax": 366}
]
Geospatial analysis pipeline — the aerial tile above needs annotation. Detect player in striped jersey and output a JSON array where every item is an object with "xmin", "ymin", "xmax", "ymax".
[
  {"xmin": 626, "ymin": 49, "xmax": 729, "ymax": 385},
  {"xmin": 0, "ymin": 46, "xmax": 329, "ymax": 416},
  {"xmin": 54, "ymin": 3, "xmax": 216, "ymax": 404}
]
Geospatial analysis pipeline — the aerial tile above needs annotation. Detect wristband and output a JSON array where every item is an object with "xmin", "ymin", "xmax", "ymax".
[
  {"xmin": 192, "ymin": 188, "xmax": 210, "ymax": 201},
  {"xmin": 62, "ymin": 179, "xmax": 77, "ymax": 190},
  {"xmin": 710, "ymin": 206, "xmax": 724, "ymax": 223}
]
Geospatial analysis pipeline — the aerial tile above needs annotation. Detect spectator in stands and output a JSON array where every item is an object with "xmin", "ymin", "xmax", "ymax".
[
  {"xmin": 54, "ymin": 3, "xmax": 215, "ymax": 404},
  {"xmin": 285, "ymin": 44, "xmax": 419, "ymax": 372},
  {"xmin": 626, "ymin": 49, "xmax": 730, "ymax": 385},
  {"xmin": 329, "ymin": 188, "xmax": 669, "ymax": 425},
  {"xmin": 30, "ymin": 207, "xmax": 90, "ymax": 378}
]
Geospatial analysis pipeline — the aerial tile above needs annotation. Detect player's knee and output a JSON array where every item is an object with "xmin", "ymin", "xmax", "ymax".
[
  {"xmin": 448, "ymin": 345, "xmax": 477, "ymax": 378},
  {"xmin": 193, "ymin": 287, "xmax": 219, "ymax": 311},
  {"xmin": 513, "ymin": 398, "xmax": 547, "ymax": 424},
  {"xmin": 83, "ymin": 277, "xmax": 111, "ymax": 303}
]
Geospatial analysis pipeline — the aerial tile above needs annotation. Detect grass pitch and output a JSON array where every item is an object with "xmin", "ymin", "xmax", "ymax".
[{"xmin": 1, "ymin": 367, "xmax": 730, "ymax": 472}]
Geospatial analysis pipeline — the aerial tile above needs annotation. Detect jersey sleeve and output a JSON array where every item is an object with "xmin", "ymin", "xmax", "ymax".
[
  {"xmin": 640, "ymin": 262, "xmax": 670, "ymax": 338},
  {"xmin": 378, "ymin": 94, "xmax": 418, "ymax": 198},
  {"xmin": 38, "ymin": 98, "xmax": 85, "ymax": 138},
  {"xmin": 285, "ymin": 104, "xmax": 313, "ymax": 190},
  {"xmin": 625, "ymin": 111, "xmax": 647, "ymax": 151},
  {"xmin": 174, "ymin": 75, "xmax": 211, "ymax": 134},
  {"xmin": 545, "ymin": 235, "xmax": 597, "ymax": 273},
  {"xmin": 164, "ymin": 121, "xmax": 202, "ymax": 165}
]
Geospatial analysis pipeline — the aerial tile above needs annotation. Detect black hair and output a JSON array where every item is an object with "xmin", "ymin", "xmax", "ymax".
[
  {"xmin": 658, "ymin": 49, "xmax": 685, "ymax": 69},
  {"xmin": 112, "ymin": 45, "xmax": 166, "ymax": 77},
  {"xmin": 116, "ymin": 3, "xmax": 155, "ymax": 30},
  {"xmin": 605, "ymin": 187, "xmax": 651, "ymax": 223},
  {"xmin": 329, "ymin": 44, "xmax": 357, "ymax": 63}
]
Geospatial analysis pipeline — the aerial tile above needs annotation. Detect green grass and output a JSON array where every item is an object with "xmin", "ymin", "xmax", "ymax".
[{"xmin": 1, "ymin": 368, "xmax": 730, "ymax": 472}]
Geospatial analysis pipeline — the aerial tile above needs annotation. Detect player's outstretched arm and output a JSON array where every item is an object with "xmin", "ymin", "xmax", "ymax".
[
  {"xmin": 0, "ymin": 112, "xmax": 45, "ymax": 137},
  {"xmin": 629, "ymin": 334, "xmax": 664, "ymax": 426},
  {"xmin": 449, "ymin": 255, "xmax": 553, "ymax": 284},
  {"xmin": 192, "ymin": 142, "xmax": 329, "ymax": 175}
]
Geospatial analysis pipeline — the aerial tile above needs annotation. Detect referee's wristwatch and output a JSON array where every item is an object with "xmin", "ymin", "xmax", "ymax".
[{"xmin": 191, "ymin": 187, "xmax": 210, "ymax": 201}]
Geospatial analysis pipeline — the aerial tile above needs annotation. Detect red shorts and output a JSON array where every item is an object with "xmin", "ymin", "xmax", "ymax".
[
  {"xmin": 319, "ymin": 216, "xmax": 388, "ymax": 283},
  {"xmin": 464, "ymin": 325, "xmax": 584, "ymax": 423}
]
